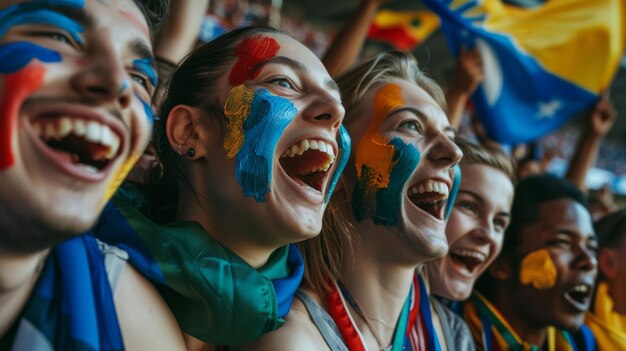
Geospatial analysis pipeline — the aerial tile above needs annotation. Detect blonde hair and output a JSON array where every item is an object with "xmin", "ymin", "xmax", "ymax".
[
  {"xmin": 456, "ymin": 136, "xmax": 516, "ymax": 183},
  {"xmin": 298, "ymin": 51, "xmax": 446, "ymax": 295}
]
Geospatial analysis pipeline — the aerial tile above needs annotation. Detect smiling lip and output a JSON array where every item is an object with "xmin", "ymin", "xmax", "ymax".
[
  {"xmin": 562, "ymin": 281, "xmax": 593, "ymax": 313},
  {"xmin": 23, "ymin": 105, "xmax": 127, "ymax": 182},
  {"xmin": 406, "ymin": 177, "xmax": 451, "ymax": 221}
]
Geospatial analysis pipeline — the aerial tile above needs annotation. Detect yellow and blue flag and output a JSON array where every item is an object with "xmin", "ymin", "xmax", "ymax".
[{"xmin": 422, "ymin": 0, "xmax": 626, "ymax": 143}]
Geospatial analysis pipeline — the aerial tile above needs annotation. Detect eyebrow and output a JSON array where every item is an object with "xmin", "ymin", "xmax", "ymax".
[
  {"xmin": 253, "ymin": 55, "xmax": 341, "ymax": 96},
  {"xmin": 129, "ymin": 38, "xmax": 155, "ymax": 62},
  {"xmin": 553, "ymin": 228, "xmax": 597, "ymax": 242},
  {"xmin": 458, "ymin": 189, "xmax": 512, "ymax": 217},
  {"xmin": 388, "ymin": 107, "xmax": 458, "ymax": 138}
]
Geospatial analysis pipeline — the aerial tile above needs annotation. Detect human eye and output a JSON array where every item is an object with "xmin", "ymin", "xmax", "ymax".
[
  {"xmin": 267, "ymin": 76, "xmax": 296, "ymax": 90},
  {"xmin": 398, "ymin": 119, "xmax": 423, "ymax": 134},
  {"xmin": 547, "ymin": 234, "xmax": 571, "ymax": 248},
  {"xmin": 30, "ymin": 30, "xmax": 79, "ymax": 48},
  {"xmin": 494, "ymin": 217, "xmax": 509, "ymax": 231},
  {"xmin": 457, "ymin": 200, "xmax": 477, "ymax": 214},
  {"xmin": 131, "ymin": 73, "xmax": 153, "ymax": 93}
]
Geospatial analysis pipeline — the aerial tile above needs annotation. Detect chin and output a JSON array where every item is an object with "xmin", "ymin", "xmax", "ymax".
[{"xmin": 554, "ymin": 313, "xmax": 586, "ymax": 332}]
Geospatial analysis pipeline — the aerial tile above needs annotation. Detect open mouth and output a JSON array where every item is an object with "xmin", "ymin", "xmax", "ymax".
[
  {"xmin": 449, "ymin": 249, "xmax": 486, "ymax": 275},
  {"xmin": 279, "ymin": 139, "xmax": 336, "ymax": 192},
  {"xmin": 564, "ymin": 284, "xmax": 592, "ymax": 311},
  {"xmin": 408, "ymin": 180, "xmax": 449, "ymax": 220},
  {"xmin": 30, "ymin": 117, "xmax": 121, "ymax": 173}
]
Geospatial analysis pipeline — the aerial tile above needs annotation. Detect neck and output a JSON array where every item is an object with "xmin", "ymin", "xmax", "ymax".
[
  {"xmin": 489, "ymin": 286, "xmax": 547, "ymax": 347},
  {"xmin": 338, "ymin": 224, "xmax": 418, "ymax": 348},
  {"xmin": 178, "ymin": 194, "xmax": 275, "ymax": 269},
  {"xmin": 0, "ymin": 249, "xmax": 48, "ymax": 336}
]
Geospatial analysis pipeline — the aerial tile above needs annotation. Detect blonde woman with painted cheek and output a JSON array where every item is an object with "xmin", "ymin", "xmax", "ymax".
[
  {"xmin": 244, "ymin": 51, "xmax": 464, "ymax": 351},
  {"xmin": 426, "ymin": 140, "xmax": 515, "ymax": 302},
  {"xmin": 93, "ymin": 27, "xmax": 351, "ymax": 349}
]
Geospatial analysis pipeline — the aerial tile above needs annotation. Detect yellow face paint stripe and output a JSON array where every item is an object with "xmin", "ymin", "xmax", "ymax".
[
  {"xmin": 103, "ymin": 152, "xmax": 140, "ymax": 204},
  {"xmin": 223, "ymin": 84, "xmax": 255, "ymax": 159}
]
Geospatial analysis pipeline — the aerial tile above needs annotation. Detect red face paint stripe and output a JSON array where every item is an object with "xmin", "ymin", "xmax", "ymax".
[
  {"xmin": 119, "ymin": 9, "xmax": 149, "ymax": 38},
  {"xmin": 228, "ymin": 36, "xmax": 280, "ymax": 86},
  {"xmin": 0, "ymin": 64, "xmax": 46, "ymax": 170}
]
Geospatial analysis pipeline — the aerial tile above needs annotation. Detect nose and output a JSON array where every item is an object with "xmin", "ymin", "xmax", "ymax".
[
  {"xmin": 70, "ymin": 54, "xmax": 133, "ymax": 110},
  {"xmin": 300, "ymin": 92, "xmax": 345, "ymax": 130},
  {"xmin": 573, "ymin": 244, "xmax": 598, "ymax": 272},
  {"xmin": 426, "ymin": 134, "xmax": 463, "ymax": 168},
  {"xmin": 469, "ymin": 217, "xmax": 495, "ymax": 246}
]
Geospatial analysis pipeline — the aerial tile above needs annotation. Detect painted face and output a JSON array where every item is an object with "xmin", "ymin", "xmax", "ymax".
[
  {"xmin": 511, "ymin": 198, "xmax": 598, "ymax": 330},
  {"xmin": 427, "ymin": 164, "xmax": 513, "ymax": 300},
  {"xmin": 206, "ymin": 33, "xmax": 347, "ymax": 244},
  {"xmin": 0, "ymin": 0, "xmax": 154, "ymax": 251},
  {"xmin": 345, "ymin": 80, "xmax": 462, "ymax": 260}
]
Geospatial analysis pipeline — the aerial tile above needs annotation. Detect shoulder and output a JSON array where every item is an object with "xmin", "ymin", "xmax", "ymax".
[
  {"xmin": 115, "ymin": 264, "xmax": 187, "ymax": 351},
  {"xmin": 432, "ymin": 298, "xmax": 476, "ymax": 351},
  {"xmin": 233, "ymin": 294, "xmax": 330, "ymax": 351}
]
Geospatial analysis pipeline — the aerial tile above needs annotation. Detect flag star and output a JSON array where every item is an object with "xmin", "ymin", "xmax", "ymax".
[{"xmin": 537, "ymin": 99, "xmax": 562, "ymax": 119}]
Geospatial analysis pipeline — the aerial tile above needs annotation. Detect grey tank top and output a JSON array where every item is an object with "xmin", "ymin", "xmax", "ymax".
[{"xmin": 296, "ymin": 290, "xmax": 349, "ymax": 351}]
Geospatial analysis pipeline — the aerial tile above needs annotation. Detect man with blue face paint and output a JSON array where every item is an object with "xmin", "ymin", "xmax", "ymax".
[{"xmin": 0, "ymin": 1, "xmax": 187, "ymax": 350}]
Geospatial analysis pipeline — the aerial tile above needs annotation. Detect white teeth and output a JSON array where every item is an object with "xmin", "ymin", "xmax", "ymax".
[
  {"xmin": 58, "ymin": 118, "xmax": 72, "ymax": 139},
  {"xmin": 452, "ymin": 249, "xmax": 487, "ymax": 262},
  {"xmin": 74, "ymin": 120, "xmax": 86, "ymax": 136},
  {"xmin": 409, "ymin": 180, "xmax": 450, "ymax": 197},
  {"xmin": 76, "ymin": 163, "xmax": 99, "ymax": 173},
  {"xmin": 86, "ymin": 121, "xmax": 101, "ymax": 143},
  {"xmin": 573, "ymin": 285, "xmax": 589, "ymax": 293},
  {"xmin": 44, "ymin": 123, "xmax": 57, "ymax": 140},
  {"xmin": 280, "ymin": 138, "xmax": 337, "ymax": 173},
  {"xmin": 30, "ymin": 117, "xmax": 121, "ymax": 161}
]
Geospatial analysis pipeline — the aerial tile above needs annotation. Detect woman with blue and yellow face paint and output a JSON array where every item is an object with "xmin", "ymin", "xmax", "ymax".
[
  {"xmin": 93, "ymin": 26, "xmax": 351, "ymax": 349},
  {"xmin": 245, "ymin": 51, "xmax": 463, "ymax": 351},
  {"xmin": 0, "ymin": 0, "xmax": 185, "ymax": 350}
]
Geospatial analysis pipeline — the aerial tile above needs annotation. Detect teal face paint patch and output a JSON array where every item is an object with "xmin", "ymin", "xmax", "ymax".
[
  {"xmin": 325, "ymin": 125, "xmax": 351, "ymax": 203},
  {"xmin": 353, "ymin": 138, "xmax": 421, "ymax": 225},
  {"xmin": 236, "ymin": 89, "xmax": 298, "ymax": 202},
  {"xmin": 444, "ymin": 165, "xmax": 461, "ymax": 220}
]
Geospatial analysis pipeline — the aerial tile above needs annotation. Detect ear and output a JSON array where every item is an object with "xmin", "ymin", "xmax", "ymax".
[
  {"xmin": 599, "ymin": 248, "xmax": 618, "ymax": 279},
  {"xmin": 489, "ymin": 255, "xmax": 512, "ymax": 281},
  {"xmin": 166, "ymin": 105, "xmax": 212, "ymax": 159}
]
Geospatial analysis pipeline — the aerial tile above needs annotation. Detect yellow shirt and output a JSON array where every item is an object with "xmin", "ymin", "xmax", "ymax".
[{"xmin": 586, "ymin": 282, "xmax": 626, "ymax": 350}]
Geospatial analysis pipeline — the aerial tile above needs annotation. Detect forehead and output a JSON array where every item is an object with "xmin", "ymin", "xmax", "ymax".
[
  {"xmin": 460, "ymin": 164, "xmax": 514, "ymax": 208},
  {"xmin": 2, "ymin": 0, "xmax": 150, "ymax": 41},
  {"xmin": 529, "ymin": 198, "xmax": 595, "ymax": 242}
]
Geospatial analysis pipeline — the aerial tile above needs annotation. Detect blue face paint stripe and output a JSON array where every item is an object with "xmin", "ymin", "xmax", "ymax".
[
  {"xmin": 352, "ymin": 138, "xmax": 421, "ymax": 226},
  {"xmin": 325, "ymin": 125, "xmax": 351, "ymax": 203},
  {"xmin": 134, "ymin": 93, "xmax": 154, "ymax": 125},
  {"xmin": 132, "ymin": 58, "xmax": 158, "ymax": 88},
  {"xmin": 36, "ymin": 0, "xmax": 85, "ymax": 6},
  {"xmin": 372, "ymin": 138, "xmax": 420, "ymax": 225},
  {"xmin": 236, "ymin": 89, "xmax": 298, "ymax": 202},
  {"xmin": 444, "ymin": 165, "xmax": 461, "ymax": 220},
  {"xmin": 0, "ymin": 42, "xmax": 61, "ymax": 73},
  {"xmin": 0, "ymin": 4, "xmax": 85, "ymax": 45}
]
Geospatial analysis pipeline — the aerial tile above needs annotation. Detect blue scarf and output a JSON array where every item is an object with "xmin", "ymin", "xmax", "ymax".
[{"xmin": 6, "ymin": 234, "xmax": 123, "ymax": 351}]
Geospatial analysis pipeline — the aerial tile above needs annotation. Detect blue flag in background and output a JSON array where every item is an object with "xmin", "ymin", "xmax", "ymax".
[{"xmin": 422, "ymin": 0, "xmax": 626, "ymax": 143}]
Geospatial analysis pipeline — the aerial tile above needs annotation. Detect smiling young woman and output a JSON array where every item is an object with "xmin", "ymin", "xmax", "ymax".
[
  {"xmin": 93, "ymin": 25, "xmax": 351, "ymax": 350},
  {"xmin": 241, "ymin": 50, "xmax": 463, "ymax": 351}
]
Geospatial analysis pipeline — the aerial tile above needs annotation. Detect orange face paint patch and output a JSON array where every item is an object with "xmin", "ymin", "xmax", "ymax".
[
  {"xmin": 520, "ymin": 248, "xmax": 558, "ymax": 290},
  {"xmin": 228, "ymin": 35, "xmax": 280, "ymax": 86},
  {"xmin": 223, "ymin": 85, "xmax": 255, "ymax": 158},
  {"xmin": 354, "ymin": 83, "xmax": 404, "ymax": 188}
]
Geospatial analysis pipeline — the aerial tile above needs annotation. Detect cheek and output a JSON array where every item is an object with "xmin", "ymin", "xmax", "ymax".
[
  {"xmin": 446, "ymin": 211, "xmax": 471, "ymax": 245},
  {"xmin": 519, "ymin": 249, "xmax": 558, "ymax": 289}
]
